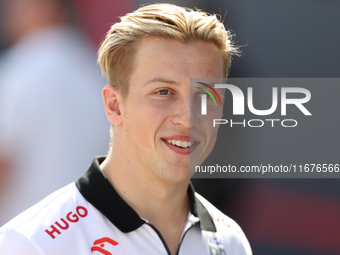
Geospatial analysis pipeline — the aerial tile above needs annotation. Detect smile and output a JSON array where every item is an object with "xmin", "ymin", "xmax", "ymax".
[{"xmin": 165, "ymin": 140, "xmax": 194, "ymax": 148}]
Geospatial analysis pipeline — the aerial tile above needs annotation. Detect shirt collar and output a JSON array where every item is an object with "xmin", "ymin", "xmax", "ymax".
[{"xmin": 76, "ymin": 157, "xmax": 216, "ymax": 233}]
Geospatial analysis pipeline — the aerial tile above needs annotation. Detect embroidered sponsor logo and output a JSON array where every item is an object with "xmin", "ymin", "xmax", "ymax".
[
  {"xmin": 209, "ymin": 237, "xmax": 223, "ymax": 245},
  {"xmin": 208, "ymin": 237, "xmax": 226, "ymax": 255},
  {"xmin": 91, "ymin": 237, "xmax": 119, "ymax": 255},
  {"xmin": 45, "ymin": 206, "xmax": 88, "ymax": 239}
]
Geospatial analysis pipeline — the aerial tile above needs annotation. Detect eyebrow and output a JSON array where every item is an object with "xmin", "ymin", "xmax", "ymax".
[{"xmin": 144, "ymin": 77, "xmax": 180, "ymax": 86}]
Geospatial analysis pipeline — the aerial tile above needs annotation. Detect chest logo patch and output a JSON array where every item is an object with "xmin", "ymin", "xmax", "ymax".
[{"xmin": 91, "ymin": 237, "xmax": 119, "ymax": 255}]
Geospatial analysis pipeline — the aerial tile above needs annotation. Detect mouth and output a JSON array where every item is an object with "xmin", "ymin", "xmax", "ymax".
[
  {"xmin": 161, "ymin": 138, "xmax": 198, "ymax": 154},
  {"xmin": 164, "ymin": 139, "xmax": 194, "ymax": 148}
]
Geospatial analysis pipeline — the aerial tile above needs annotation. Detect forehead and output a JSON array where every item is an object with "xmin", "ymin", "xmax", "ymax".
[{"xmin": 130, "ymin": 37, "xmax": 224, "ymax": 86}]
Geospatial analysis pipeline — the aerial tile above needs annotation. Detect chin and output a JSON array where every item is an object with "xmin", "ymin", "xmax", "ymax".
[{"xmin": 161, "ymin": 165, "xmax": 191, "ymax": 183}]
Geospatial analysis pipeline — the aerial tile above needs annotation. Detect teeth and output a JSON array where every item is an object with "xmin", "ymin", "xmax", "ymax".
[{"xmin": 166, "ymin": 140, "xmax": 193, "ymax": 148}]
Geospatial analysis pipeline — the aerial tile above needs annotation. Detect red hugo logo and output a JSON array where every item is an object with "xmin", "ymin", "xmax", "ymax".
[
  {"xmin": 91, "ymin": 237, "xmax": 119, "ymax": 255},
  {"xmin": 45, "ymin": 206, "xmax": 88, "ymax": 239}
]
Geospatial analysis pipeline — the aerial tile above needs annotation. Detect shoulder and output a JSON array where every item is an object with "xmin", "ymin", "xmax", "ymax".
[
  {"xmin": 0, "ymin": 183, "xmax": 89, "ymax": 254},
  {"xmin": 195, "ymin": 193, "xmax": 253, "ymax": 255}
]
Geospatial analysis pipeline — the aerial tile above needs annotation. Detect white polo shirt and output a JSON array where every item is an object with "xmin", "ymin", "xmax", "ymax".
[{"xmin": 0, "ymin": 158, "xmax": 252, "ymax": 255}]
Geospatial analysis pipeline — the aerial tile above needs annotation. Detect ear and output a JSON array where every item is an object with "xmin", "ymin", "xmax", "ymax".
[{"xmin": 102, "ymin": 85, "xmax": 123, "ymax": 126}]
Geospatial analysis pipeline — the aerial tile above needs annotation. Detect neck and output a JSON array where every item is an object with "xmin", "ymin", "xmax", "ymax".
[
  {"xmin": 101, "ymin": 147, "xmax": 191, "ymax": 226},
  {"xmin": 101, "ymin": 128, "xmax": 192, "ymax": 255}
]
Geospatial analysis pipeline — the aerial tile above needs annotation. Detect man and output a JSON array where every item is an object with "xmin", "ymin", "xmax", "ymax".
[{"xmin": 0, "ymin": 4, "xmax": 252, "ymax": 255}]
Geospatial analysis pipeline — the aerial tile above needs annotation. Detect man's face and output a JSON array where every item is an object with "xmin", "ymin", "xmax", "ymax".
[{"xmin": 118, "ymin": 37, "xmax": 223, "ymax": 183}]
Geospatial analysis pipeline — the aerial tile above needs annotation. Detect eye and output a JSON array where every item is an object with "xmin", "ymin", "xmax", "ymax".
[
  {"xmin": 196, "ymin": 87, "xmax": 213, "ymax": 100},
  {"xmin": 157, "ymin": 89, "xmax": 171, "ymax": 95},
  {"xmin": 196, "ymin": 92, "xmax": 212, "ymax": 100},
  {"xmin": 203, "ymin": 93, "xmax": 212, "ymax": 100},
  {"xmin": 151, "ymin": 88, "xmax": 176, "ymax": 101}
]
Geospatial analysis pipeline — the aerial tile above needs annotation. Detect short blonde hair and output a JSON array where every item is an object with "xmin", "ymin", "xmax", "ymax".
[{"xmin": 98, "ymin": 3, "xmax": 239, "ymax": 98}]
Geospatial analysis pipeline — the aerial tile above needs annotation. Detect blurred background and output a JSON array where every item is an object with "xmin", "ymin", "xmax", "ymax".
[{"xmin": 0, "ymin": 0, "xmax": 339, "ymax": 254}]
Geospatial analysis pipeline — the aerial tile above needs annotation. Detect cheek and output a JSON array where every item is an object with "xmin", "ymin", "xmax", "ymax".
[
  {"xmin": 124, "ymin": 98, "xmax": 173, "ymax": 140},
  {"xmin": 199, "ymin": 105, "xmax": 223, "ymax": 127},
  {"xmin": 145, "ymin": 97, "xmax": 177, "ymax": 118}
]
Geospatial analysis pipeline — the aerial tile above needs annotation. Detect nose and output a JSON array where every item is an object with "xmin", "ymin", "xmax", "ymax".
[{"xmin": 171, "ymin": 90, "xmax": 199, "ymax": 128}]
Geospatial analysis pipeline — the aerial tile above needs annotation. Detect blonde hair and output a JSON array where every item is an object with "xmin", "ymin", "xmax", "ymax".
[{"xmin": 98, "ymin": 3, "xmax": 239, "ymax": 98}]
